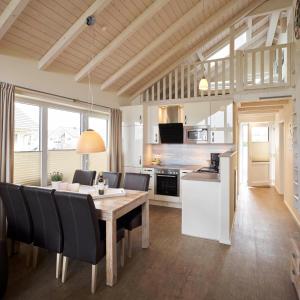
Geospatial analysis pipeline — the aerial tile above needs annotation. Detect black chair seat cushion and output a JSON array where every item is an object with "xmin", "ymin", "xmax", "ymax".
[
  {"xmin": 98, "ymin": 220, "xmax": 125, "ymax": 242},
  {"xmin": 117, "ymin": 206, "xmax": 142, "ymax": 231}
]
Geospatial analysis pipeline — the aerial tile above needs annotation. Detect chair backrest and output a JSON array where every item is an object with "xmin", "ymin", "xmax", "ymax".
[
  {"xmin": 22, "ymin": 187, "xmax": 63, "ymax": 253},
  {"xmin": 102, "ymin": 172, "xmax": 122, "ymax": 188},
  {"xmin": 124, "ymin": 173, "xmax": 150, "ymax": 191},
  {"xmin": 72, "ymin": 170, "xmax": 96, "ymax": 186},
  {"xmin": 0, "ymin": 183, "xmax": 32, "ymax": 244},
  {"xmin": 54, "ymin": 191, "xmax": 103, "ymax": 264}
]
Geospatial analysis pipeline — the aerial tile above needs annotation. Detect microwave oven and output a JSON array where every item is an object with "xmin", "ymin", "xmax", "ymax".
[{"xmin": 184, "ymin": 126, "xmax": 208, "ymax": 144}]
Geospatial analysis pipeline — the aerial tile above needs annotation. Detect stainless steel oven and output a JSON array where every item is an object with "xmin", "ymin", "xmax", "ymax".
[
  {"xmin": 184, "ymin": 126, "xmax": 208, "ymax": 144},
  {"xmin": 155, "ymin": 169, "xmax": 180, "ymax": 197}
]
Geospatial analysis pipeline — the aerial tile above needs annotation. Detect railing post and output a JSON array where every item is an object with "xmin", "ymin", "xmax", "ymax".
[
  {"xmin": 229, "ymin": 25, "xmax": 235, "ymax": 93},
  {"xmin": 236, "ymin": 50, "xmax": 243, "ymax": 91}
]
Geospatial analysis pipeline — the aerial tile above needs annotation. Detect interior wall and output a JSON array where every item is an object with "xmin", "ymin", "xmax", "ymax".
[
  {"xmin": 150, "ymin": 144, "xmax": 234, "ymax": 166},
  {"xmin": 0, "ymin": 54, "xmax": 129, "ymax": 108},
  {"xmin": 275, "ymin": 102, "xmax": 297, "ymax": 219}
]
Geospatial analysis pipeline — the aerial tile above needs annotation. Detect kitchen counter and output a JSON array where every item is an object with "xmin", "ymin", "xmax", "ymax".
[
  {"xmin": 181, "ymin": 172, "xmax": 220, "ymax": 182},
  {"xmin": 143, "ymin": 164, "xmax": 201, "ymax": 170}
]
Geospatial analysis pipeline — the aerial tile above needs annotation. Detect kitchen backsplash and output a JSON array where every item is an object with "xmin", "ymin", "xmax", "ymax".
[{"xmin": 150, "ymin": 144, "xmax": 234, "ymax": 166}]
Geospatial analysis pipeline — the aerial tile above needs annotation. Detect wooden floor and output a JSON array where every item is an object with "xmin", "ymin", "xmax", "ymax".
[{"xmin": 5, "ymin": 186, "xmax": 299, "ymax": 300}]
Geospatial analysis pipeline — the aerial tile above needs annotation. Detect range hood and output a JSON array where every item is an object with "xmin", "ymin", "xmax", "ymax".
[
  {"xmin": 160, "ymin": 105, "xmax": 183, "ymax": 124},
  {"xmin": 159, "ymin": 123, "xmax": 183, "ymax": 144}
]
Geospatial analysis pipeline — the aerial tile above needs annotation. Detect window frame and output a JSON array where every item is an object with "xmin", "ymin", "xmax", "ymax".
[{"xmin": 14, "ymin": 97, "xmax": 109, "ymax": 186}]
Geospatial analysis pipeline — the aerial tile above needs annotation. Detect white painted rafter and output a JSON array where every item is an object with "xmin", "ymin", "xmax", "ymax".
[
  {"xmin": 75, "ymin": 0, "xmax": 170, "ymax": 82},
  {"xmin": 0, "ymin": 0, "xmax": 30, "ymax": 40},
  {"xmin": 265, "ymin": 11, "xmax": 280, "ymax": 46},
  {"xmin": 119, "ymin": 0, "xmax": 267, "ymax": 97},
  {"xmin": 100, "ymin": 1, "xmax": 212, "ymax": 91},
  {"xmin": 38, "ymin": 0, "xmax": 112, "ymax": 70}
]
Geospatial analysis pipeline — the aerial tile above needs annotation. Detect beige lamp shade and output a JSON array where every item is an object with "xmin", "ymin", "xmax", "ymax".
[
  {"xmin": 199, "ymin": 76, "xmax": 208, "ymax": 91},
  {"xmin": 77, "ymin": 129, "xmax": 106, "ymax": 154}
]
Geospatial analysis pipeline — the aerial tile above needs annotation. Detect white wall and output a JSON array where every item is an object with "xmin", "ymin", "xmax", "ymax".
[{"xmin": 0, "ymin": 54, "xmax": 129, "ymax": 108}]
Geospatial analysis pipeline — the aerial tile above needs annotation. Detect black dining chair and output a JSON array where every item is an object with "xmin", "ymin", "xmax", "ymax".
[
  {"xmin": 72, "ymin": 170, "xmax": 96, "ymax": 186},
  {"xmin": 117, "ymin": 173, "xmax": 150, "ymax": 258},
  {"xmin": 0, "ymin": 183, "xmax": 33, "ymax": 263},
  {"xmin": 22, "ymin": 186, "xmax": 63, "ymax": 279},
  {"xmin": 54, "ymin": 191, "xmax": 125, "ymax": 294},
  {"xmin": 101, "ymin": 172, "xmax": 122, "ymax": 188}
]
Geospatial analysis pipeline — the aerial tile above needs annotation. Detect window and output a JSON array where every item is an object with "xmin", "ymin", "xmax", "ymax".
[
  {"xmin": 251, "ymin": 126, "xmax": 269, "ymax": 142},
  {"xmin": 88, "ymin": 116, "xmax": 109, "ymax": 172},
  {"xmin": 48, "ymin": 108, "xmax": 80, "ymax": 150},
  {"xmin": 207, "ymin": 31, "xmax": 247, "ymax": 61},
  {"xmin": 13, "ymin": 99, "xmax": 109, "ymax": 186},
  {"xmin": 14, "ymin": 102, "xmax": 41, "ymax": 185}
]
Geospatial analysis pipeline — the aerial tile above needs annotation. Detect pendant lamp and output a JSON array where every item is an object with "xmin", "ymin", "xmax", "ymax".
[
  {"xmin": 76, "ymin": 16, "xmax": 106, "ymax": 154},
  {"xmin": 199, "ymin": 76, "xmax": 209, "ymax": 91}
]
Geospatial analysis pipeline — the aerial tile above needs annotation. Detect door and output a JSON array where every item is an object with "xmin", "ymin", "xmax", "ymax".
[
  {"xmin": 210, "ymin": 100, "xmax": 233, "ymax": 143},
  {"xmin": 183, "ymin": 102, "xmax": 210, "ymax": 126},
  {"xmin": 146, "ymin": 105, "xmax": 159, "ymax": 144},
  {"xmin": 248, "ymin": 123, "xmax": 271, "ymax": 186},
  {"xmin": 121, "ymin": 105, "xmax": 143, "ymax": 126},
  {"xmin": 122, "ymin": 125, "xmax": 143, "ymax": 167}
]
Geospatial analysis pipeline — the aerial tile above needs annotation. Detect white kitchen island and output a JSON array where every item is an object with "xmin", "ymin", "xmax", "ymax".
[{"xmin": 181, "ymin": 151, "xmax": 237, "ymax": 245}]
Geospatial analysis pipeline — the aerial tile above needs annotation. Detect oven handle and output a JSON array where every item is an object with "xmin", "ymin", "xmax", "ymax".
[{"xmin": 156, "ymin": 174, "xmax": 178, "ymax": 178}]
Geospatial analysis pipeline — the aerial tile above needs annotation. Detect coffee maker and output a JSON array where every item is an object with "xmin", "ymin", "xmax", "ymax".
[{"xmin": 197, "ymin": 153, "xmax": 220, "ymax": 173}]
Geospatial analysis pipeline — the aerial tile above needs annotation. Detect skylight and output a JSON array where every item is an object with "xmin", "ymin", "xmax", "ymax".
[{"xmin": 207, "ymin": 31, "xmax": 247, "ymax": 61}]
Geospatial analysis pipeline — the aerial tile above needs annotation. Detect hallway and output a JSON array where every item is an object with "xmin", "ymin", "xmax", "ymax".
[{"xmin": 5, "ymin": 186, "xmax": 300, "ymax": 300}]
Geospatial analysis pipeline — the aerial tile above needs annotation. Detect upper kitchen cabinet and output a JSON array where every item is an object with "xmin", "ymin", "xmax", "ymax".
[
  {"xmin": 121, "ymin": 105, "xmax": 143, "ymax": 126},
  {"xmin": 146, "ymin": 105, "xmax": 159, "ymax": 144},
  {"xmin": 183, "ymin": 102, "xmax": 210, "ymax": 126},
  {"xmin": 210, "ymin": 100, "xmax": 233, "ymax": 143}
]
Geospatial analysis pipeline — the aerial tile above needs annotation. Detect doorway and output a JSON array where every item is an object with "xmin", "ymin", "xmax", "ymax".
[{"xmin": 239, "ymin": 122, "xmax": 275, "ymax": 187}]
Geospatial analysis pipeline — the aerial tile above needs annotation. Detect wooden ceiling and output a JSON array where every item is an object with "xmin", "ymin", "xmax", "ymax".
[{"xmin": 0, "ymin": 0, "xmax": 267, "ymax": 97}]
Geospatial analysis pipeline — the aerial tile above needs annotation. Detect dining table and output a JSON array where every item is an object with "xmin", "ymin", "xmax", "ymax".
[{"xmin": 56, "ymin": 185, "xmax": 150, "ymax": 287}]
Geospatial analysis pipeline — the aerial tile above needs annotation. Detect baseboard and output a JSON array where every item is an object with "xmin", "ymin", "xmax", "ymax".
[
  {"xmin": 150, "ymin": 200, "xmax": 182, "ymax": 209},
  {"xmin": 274, "ymin": 184, "xmax": 283, "ymax": 195},
  {"xmin": 284, "ymin": 200, "xmax": 300, "ymax": 227}
]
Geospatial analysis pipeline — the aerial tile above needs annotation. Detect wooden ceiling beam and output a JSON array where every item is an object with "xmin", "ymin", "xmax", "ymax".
[
  {"xmin": 38, "ymin": 0, "xmax": 112, "ymax": 70},
  {"xmin": 0, "ymin": 0, "xmax": 30, "ymax": 40},
  {"xmin": 126, "ymin": 0, "xmax": 267, "ymax": 98},
  {"xmin": 75, "ymin": 0, "xmax": 170, "ymax": 82},
  {"xmin": 266, "ymin": 11, "xmax": 280, "ymax": 46},
  {"xmin": 100, "ymin": 0, "xmax": 207, "ymax": 91}
]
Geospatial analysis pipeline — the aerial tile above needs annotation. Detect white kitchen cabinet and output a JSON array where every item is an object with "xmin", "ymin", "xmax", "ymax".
[
  {"xmin": 124, "ymin": 167, "xmax": 142, "ymax": 174},
  {"xmin": 121, "ymin": 105, "xmax": 143, "ymax": 126},
  {"xmin": 122, "ymin": 125, "xmax": 143, "ymax": 168},
  {"xmin": 210, "ymin": 100, "xmax": 233, "ymax": 143},
  {"xmin": 146, "ymin": 105, "xmax": 159, "ymax": 144},
  {"xmin": 183, "ymin": 102, "xmax": 210, "ymax": 126},
  {"xmin": 142, "ymin": 168, "xmax": 154, "ymax": 199}
]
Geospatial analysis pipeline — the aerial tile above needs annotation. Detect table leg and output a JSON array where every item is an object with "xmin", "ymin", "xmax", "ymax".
[
  {"xmin": 141, "ymin": 196, "xmax": 150, "ymax": 249},
  {"xmin": 106, "ymin": 218, "xmax": 117, "ymax": 287}
]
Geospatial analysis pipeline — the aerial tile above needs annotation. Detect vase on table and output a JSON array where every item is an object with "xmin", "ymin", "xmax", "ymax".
[{"xmin": 51, "ymin": 181, "xmax": 61, "ymax": 190}]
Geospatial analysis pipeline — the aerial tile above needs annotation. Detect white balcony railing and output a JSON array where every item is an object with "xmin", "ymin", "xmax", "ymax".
[{"xmin": 141, "ymin": 43, "xmax": 291, "ymax": 103}]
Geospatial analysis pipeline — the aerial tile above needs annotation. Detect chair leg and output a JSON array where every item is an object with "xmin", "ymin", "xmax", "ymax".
[
  {"xmin": 91, "ymin": 264, "xmax": 98, "ymax": 294},
  {"xmin": 127, "ymin": 230, "xmax": 132, "ymax": 258},
  {"xmin": 32, "ymin": 246, "xmax": 39, "ymax": 268},
  {"xmin": 62, "ymin": 256, "xmax": 69, "ymax": 283},
  {"xmin": 120, "ymin": 238, "xmax": 125, "ymax": 267},
  {"xmin": 56, "ymin": 253, "xmax": 63, "ymax": 279}
]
